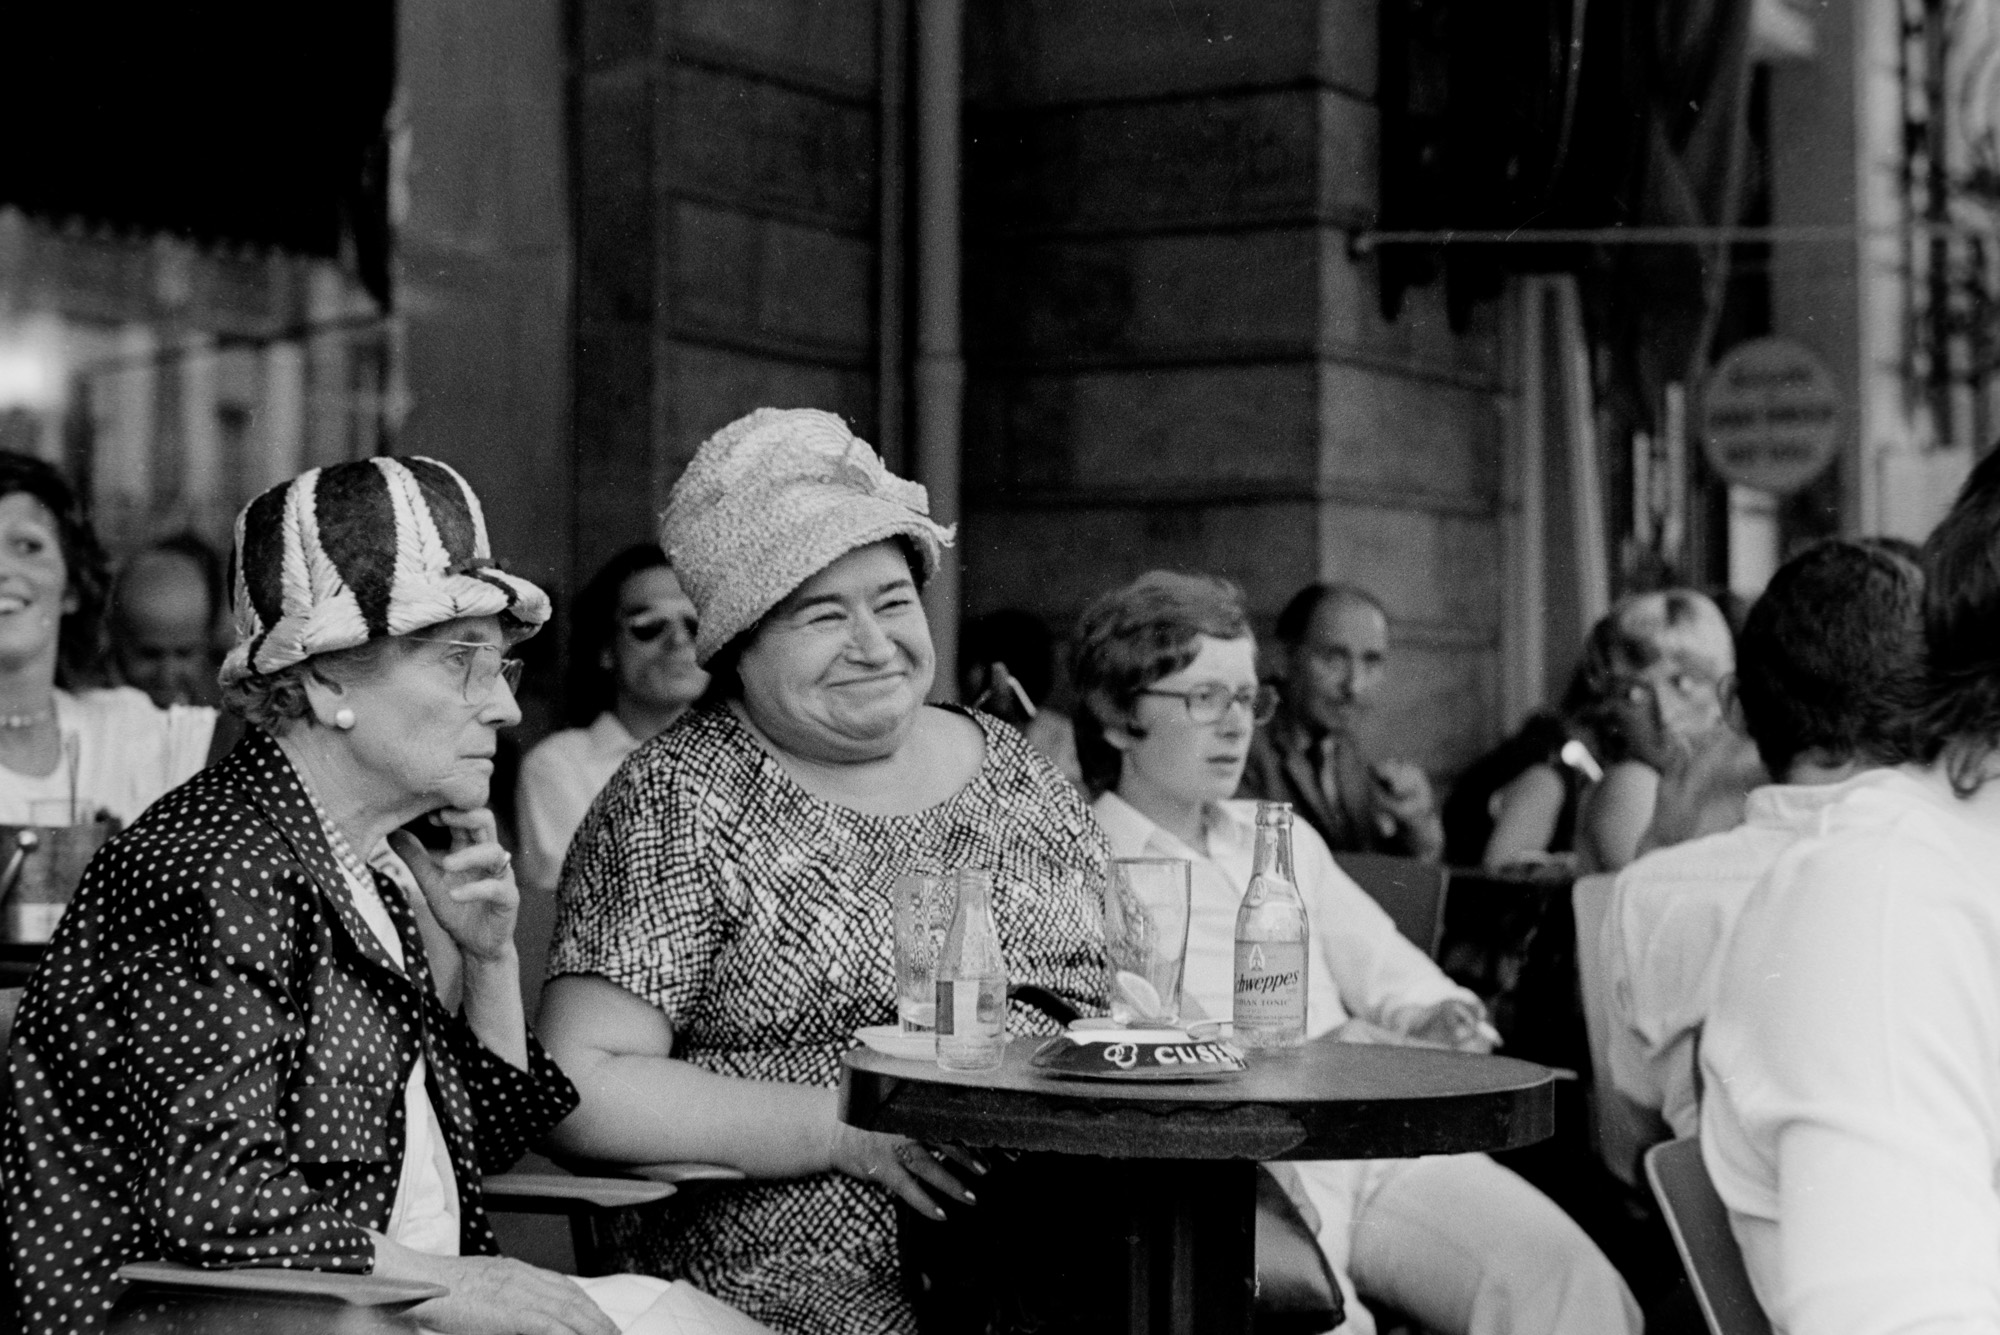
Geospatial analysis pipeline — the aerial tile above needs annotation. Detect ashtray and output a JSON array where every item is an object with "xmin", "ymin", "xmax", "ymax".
[{"xmin": 1030, "ymin": 1024, "xmax": 1247, "ymax": 1082}]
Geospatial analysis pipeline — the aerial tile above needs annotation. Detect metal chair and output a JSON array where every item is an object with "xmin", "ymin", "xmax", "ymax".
[
  {"xmin": 1334, "ymin": 853, "xmax": 1448, "ymax": 957},
  {"xmin": 1643, "ymin": 1138, "xmax": 1773, "ymax": 1335}
]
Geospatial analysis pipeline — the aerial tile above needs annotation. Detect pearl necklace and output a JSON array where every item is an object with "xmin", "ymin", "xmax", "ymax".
[
  {"xmin": 297, "ymin": 778, "xmax": 375, "ymax": 892},
  {"xmin": 0, "ymin": 703, "xmax": 54, "ymax": 730}
]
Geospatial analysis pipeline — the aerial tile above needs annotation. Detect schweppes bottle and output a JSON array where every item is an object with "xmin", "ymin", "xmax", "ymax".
[{"xmin": 1232, "ymin": 802, "xmax": 1308, "ymax": 1048}]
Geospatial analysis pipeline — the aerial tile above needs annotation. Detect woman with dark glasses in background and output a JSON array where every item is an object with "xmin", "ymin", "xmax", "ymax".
[{"xmin": 516, "ymin": 544, "xmax": 709, "ymax": 989}]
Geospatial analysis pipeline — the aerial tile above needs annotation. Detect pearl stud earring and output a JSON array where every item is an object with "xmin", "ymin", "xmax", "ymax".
[{"xmin": 333, "ymin": 708, "xmax": 356, "ymax": 730}]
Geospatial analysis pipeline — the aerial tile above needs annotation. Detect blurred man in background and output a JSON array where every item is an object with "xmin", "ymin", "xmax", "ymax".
[
  {"xmin": 1242, "ymin": 582, "xmax": 1445, "ymax": 860},
  {"xmin": 108, "ymin": 533, "xmax": 224, "ymax": 709}
]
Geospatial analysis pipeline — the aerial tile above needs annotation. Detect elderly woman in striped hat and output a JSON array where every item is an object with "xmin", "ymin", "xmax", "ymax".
[
  {"xmin": 0, "ymin": 459, "xmax": 758, "ymax": 1335},
  {"xmin": 538, "ymin": 408, "xmax": 1106, "ymax": 1335}
]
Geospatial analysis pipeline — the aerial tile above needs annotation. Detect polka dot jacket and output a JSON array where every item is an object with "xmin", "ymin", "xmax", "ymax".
[
  {"xmin": 549, "ymin": 704, "xmax": 1109, "ymax": 1334},
  {"xmin": 0, "ymin": 727, "xmax": 580, "ymax": 1335}
]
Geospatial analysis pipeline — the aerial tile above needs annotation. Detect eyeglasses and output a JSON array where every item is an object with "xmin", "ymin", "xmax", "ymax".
[
  {"xmin": 1613, "ymin": 667, "xmax": 1716, "ymax": 706},
  {"xmin": 622, "ymin": 613, "xmax": 697, "ymax": 648},
  {"xmin": 1140, "ymin": 683, "xmax": 1279, "ymax": 726},
  {"xmin": 409, "ymin": 638, "xmax": 523, "ymax": 702}
]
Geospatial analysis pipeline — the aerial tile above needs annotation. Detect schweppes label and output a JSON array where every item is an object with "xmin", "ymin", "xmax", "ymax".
[{"xmin": 1232, "ymin": 939, "xmax": 1306, "ymax": 1024}]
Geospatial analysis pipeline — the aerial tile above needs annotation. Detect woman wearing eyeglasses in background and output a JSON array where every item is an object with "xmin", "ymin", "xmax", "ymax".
[
  {"xmin": 1571, "ymin": 589, "xmax": 1741, "ymax": 873},
  {"xmin": 1074, "ymin": 570, "xmax": 1639, "ymax": 1335},
  {"xmin": 516, "ymin": 544, "xmax": 708, "ymax": 974}
]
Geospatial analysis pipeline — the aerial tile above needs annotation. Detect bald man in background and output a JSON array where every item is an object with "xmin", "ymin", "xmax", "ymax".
[
  {"xmin": 1241, "ymin": 581, "xmax": 1447, "ymax": 860},
  {"xmin": 109, "ymin": 534, "xmax": 224, "ymax": 709}
]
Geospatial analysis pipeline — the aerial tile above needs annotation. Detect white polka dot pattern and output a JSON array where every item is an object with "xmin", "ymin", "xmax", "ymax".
[
  {"xmin": 549, "ymin": 705, "xmax": 1108, "ymax": 1335},
  {"xmin": 0, "ymin": 728, "xmax": 581, "ymax": 1334}
]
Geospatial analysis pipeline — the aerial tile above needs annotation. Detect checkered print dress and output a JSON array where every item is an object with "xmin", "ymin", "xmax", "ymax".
[{"xmin": 549, "ymin": 705, "xmax": 1107, "ymax": 1335}]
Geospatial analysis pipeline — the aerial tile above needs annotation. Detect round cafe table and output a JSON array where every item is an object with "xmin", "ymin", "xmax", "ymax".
[{"xmin": 840, "ymin": 1031, "xmax": 1556, "ymax": 1335}]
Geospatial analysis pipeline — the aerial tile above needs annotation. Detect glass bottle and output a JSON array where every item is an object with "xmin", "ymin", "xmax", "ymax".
[
  {"xmin": 1233, "ymin": 802, "xmax": 1309, "ymax": 1048},
  {"xmin": 935, "ymin": 868, "xmax": 1008, "ymax": 1071}
]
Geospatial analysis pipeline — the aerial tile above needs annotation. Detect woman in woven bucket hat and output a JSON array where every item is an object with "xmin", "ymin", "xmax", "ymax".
[
  {"xmin": 539, "ymin": 408, "xmax": 1107, "ymax": 1334},
  {"xmin": 0, "ymin": 457, "xmax": 767, "ymax": 1335}
]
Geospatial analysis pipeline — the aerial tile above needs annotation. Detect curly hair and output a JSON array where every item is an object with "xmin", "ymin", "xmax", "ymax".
[
  {"xmin": 1071, "ymin": 571, "xmax": 1252, "ymax": 795},
  {"xmin": 220, "ymin": 639, "xmax": 398, "ymax": 735},
  {"xmin": 1913, "ymin": 448, "xmax": 2000, "ymax": 794},
  {"xmin": 0, "ymin": 451, "xmax": 111, "ymax": 688},
  {"xmin": 1571, "ymin": 589, "xmax": 1734, "ymax": 763}
]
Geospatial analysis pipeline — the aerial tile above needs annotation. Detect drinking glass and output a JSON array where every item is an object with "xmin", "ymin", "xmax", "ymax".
[
  {"xmin": 1104, "ymin": 857, "xmax": 1192, "ymax": 1026},
  {"xmin": 893, "ymin": 872, "xmax": 950, "ymax": 1033}
]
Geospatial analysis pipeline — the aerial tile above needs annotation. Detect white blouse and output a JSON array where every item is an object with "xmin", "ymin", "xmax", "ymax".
[{"xmin": 0, "ymin": 687, "xmax": 215, "ymax": 828}]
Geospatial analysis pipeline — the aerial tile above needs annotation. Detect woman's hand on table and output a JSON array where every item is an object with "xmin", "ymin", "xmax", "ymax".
[
  {"xmin": 829, "ymin": 1123, "xmax": 983, "ymax": 1221},
  {"xmin": 371, "ymin": 1233, "xmax": 617, "ymax": 1335},
  {"xmin": 1398, "ymin": 998, "xmax": 1499, "ymax": 1053},
  {"xmin": 388, "ymin": 807, "xmax": 518, "ymax": 965},
  {"xmin": 1335, "ymin": 1000, "xmax": 1498, "ymax": 1053}
]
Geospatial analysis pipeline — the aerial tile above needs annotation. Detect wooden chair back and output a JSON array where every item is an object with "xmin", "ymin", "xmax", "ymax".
[
  {"xmin": 1334, "ymin": 854, "xmax": 1447, "ymax": 957},
  {"xmin": 1644, "ymin": 1138, "xmax": 1773, "ymax": 1335}
]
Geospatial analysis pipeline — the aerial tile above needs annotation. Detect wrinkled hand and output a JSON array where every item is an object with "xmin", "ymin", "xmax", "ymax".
[
  {"xmin": 386, "ymin": 808, "xmax": 518, "ymax": 965},
  {"xmin": 1399, "ymin": 998, "xmax": 1497, "ymax": 1053},
  {"xmin": 828, "ymin": 1122, "xmax": 982, "ymax": 1221},
  {"xmin": 372, "ymin": 1237, "xmax": 616, "ymax": 1335}
]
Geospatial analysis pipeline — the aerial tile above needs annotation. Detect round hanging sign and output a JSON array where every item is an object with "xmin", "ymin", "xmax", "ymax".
[{"xmin": 1699, "ymin": 338, "xmax": 1842, "ymax": 493}]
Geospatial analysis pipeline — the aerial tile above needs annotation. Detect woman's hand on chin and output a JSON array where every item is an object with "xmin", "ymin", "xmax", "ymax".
[
  {"xmin": 387, "ymin": 807, "xmax": 519, "ymax": 966},
  {"xmin": 827, "ymin": 1122, "xmax": 982, "ymax": 1221},
  {"xmin": 370, "ymin": 1233, "xmax": 617, "ymax": 1335}
]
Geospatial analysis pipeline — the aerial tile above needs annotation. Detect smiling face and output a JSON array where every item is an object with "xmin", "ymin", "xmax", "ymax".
[
  {"xmin": 735, "ymin": 541, "xmax": 934, "ymax": 764},
  {"xmin": 610, "ymin": 565, "xmax": 708, "ymax": 714},
  {"xmin": 1112, "ymin": 634, "xmax": 1260, "ymax": 808},
  {"xmin": 0, "ymin": 491, "xmax": 73, "ymax": 672},
  {"xmin": 330, "ymin": 615, "xmax": 522, "ymax": 812}
]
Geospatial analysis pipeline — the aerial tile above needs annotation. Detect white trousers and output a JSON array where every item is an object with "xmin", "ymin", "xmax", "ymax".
[{"xmin": 1282, "ymin": 1154, "xmax": 1641, "ymax": 1335}]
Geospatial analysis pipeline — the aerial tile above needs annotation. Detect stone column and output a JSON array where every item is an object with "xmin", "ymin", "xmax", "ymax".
[{"xmin": 961, "ymin": 0, "xmax": 1509, "ymax": 774}]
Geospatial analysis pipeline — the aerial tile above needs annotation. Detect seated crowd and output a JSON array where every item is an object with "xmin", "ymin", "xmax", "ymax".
[{"xmin": 0, "ymin": 405, "xmax": 1987, "ymax": 1335}]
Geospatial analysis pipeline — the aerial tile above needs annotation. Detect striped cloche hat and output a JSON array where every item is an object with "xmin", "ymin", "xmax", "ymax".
[{"xmin": 220, "ymin": 456, "xmax": 550, "ymax": 684}]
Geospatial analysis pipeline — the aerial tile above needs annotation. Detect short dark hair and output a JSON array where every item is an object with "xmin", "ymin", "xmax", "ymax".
[
  {"xmin": 1071, "ymin": 571, "xmax": 1252, "ymax": 794},
  {"xmin": 1272, "ymin": 581, "xmax": 1387, "ymax": 649},
  {"xmin": 0, "ymin": 451, "xmax": 110, "ymax": 688},
  {"xmin": 1914, "ymin": 449, "xmax": 2000, "ymax": 793},
  {"xmin": 562, "ymin": 543, "xmax": 671, "ymax": 727},
  {"xmin": 1734, "ymin": 540, "xmax": 1925, "ymax": 779}
]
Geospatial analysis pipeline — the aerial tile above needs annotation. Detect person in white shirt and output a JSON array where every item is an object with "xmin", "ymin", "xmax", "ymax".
[
  {"xmin": 1074, "ymin": 570, "xmax": 1640, "ymax": 1335},
  {"xmin": 0, "ymin": 453, "xmax": 216, "ymax": 832},
  {"xmin": 1700, "ymin": 453, "xmax": 2000, "ymax": 1335},
  {"xmin": 1605, "ymin": 539, "xmax": 1925, "ymax": 1151},
  {"xmin": 515, "ymin": 545, "xmax": 707, "ymax": 998}
]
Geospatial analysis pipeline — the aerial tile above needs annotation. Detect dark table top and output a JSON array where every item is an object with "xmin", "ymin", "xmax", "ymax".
[{"xmin": 841, "ymin": 1032, "xmax": 1557, "ymax": 1162}]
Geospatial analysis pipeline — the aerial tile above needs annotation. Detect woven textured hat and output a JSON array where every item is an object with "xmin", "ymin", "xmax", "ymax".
[
  {"xmin": 220, "ymin": 456, "xmax": 550, "ymax": 684},
  {"xmin": 662, "ymin": 408, "xmax": 954, "ymax": 665}
]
